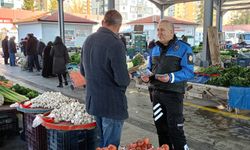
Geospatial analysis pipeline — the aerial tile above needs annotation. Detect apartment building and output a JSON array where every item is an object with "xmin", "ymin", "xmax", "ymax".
[
  {"xmin": 91, "ymin": 0, "xmax": 160, "ymax": 23},
  {"xmin": 165, "ymin": 1, "xmax": 200, "ymax": 23}
]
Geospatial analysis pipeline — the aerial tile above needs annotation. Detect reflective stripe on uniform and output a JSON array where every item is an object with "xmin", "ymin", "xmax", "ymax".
[
  {"xmin": 154, "ymin": 112, "xmax": 163, "ymax": 121},
  {"xmin": 153, "ymin": 103, "xmax": 160, "ymax": 110}
]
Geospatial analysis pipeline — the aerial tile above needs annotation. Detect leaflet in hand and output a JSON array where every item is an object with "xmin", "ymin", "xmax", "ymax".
[{"xmin": 138, "ymin": 68, "xmax": 153, "ymax": 76}]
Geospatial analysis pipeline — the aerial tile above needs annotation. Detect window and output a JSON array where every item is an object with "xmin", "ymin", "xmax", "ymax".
[
  {"xmin": 244, "ymin": 34, "xmax": 250, "ymax": 40},
  {"xmin": 138, "ymin": 0, "xmax": 143, "ymax": 4},
  {"xmin": 144, "ymin": 7, "xmax": 153, "ymax": 14},
  {"xmin": 121, "ymin": 0, "xmax": 126, "ymax": 4},
  {"xmin": 137, "ymin": 14, "xmax": 142, "ymax": 18},
  {"xmin": 121, "ymin": 12, "xmax": 128, "ymax": 20},
  {"xmin": 137, "ymin": 7, "xmax": 143, "ymax": 14},
  {"xmin": 130, "ymin": 6, "xmax": 137, "ymax": 13},
  {"xmin": 131, "ymin": 0, "xmax": 136, "ymax": 3}
]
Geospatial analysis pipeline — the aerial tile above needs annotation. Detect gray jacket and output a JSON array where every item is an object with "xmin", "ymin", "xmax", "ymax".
[
  {"xmin": 81, "ymin": 27, "xmax": 130, "ymax": 120},
  {"xmin": 8, "ymin": 38, "xmax": 16, "ymax": 53}
]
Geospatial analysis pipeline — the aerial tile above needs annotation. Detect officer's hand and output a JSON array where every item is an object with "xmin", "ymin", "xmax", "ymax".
[
  {"xmin": 155, "ymin": 74, "xmax": 170, "ymax": 83},
  {"xmin": 141, "ymin": 75, "xmax": 150, "ymax": 82}
]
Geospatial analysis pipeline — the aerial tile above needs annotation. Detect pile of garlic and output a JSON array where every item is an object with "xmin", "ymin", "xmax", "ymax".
[
  {"xmin": 30, "ymin": 92, "xmax": 73, "ymax": 109},
  {"xmin": 50, "ymin": 101, "xmax": 95, "ymax": 125}
]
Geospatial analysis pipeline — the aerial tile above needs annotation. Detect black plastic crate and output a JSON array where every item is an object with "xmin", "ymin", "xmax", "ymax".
[
  {"xmin": 0, "ymin": 113, "xmax": 18, "ymax": 134},
  {"xmin": 0, "ymin": 112, "xmax": 19, "ymax": 147},
  {"xmin": 24, "ymin": 113, "xmax": 47, "ymax": 150},
  {"xmin": 47, "ymin": 128, "xmax": 99, "ymax": 150}
]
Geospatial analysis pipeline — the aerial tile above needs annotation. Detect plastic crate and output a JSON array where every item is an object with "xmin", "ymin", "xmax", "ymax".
[
  {"xmin": 0, "ymin": 112, "xmax": 18, "ymax": 135},
  {"xmin": 24, "ymin": 113, "xmax": 47, "ymax": 150},
  {"xmin": 0, "ymin": 112, "xmax": 19, "ymax": 146},
  {"xmin": 237, "ymin": 58, "xmax": 250, "ymax": 67},
  {"xmin": 47, "ymin": 127, "xmax": 99, "ymax": 150}
]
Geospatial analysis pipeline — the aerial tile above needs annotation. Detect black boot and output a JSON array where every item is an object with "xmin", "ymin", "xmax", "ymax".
[{"xmin": 57, "ymin": 83, "xmax": 63, "ymax": 88}]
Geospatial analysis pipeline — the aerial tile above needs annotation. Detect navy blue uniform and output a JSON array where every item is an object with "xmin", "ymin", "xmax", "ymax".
[{"xmin": 147, "ymin": 36, "xmax": 194, "ymax": 150}]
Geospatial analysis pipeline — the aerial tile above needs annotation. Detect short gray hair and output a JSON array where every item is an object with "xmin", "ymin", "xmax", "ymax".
[
  {"xmin": 159, "ymin": 19, "xmax": 174, "ymax": 32},
  {"xmin": 103, "ymin": 10, "xmax": 122, "ymax": 26}
]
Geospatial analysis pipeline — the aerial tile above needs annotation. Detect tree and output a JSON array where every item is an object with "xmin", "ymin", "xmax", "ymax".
[
  {"xmin": 48, "ymin": 0, "xmax": 58, "ymax": 11},
  {"xmin": 230, "ymin": 10, "xmax": 250, "ymax": 25},
  {"xmin": 69, "ymin": 0, "xmax": 85, "ymax": 14},
  {"xmin": 22, "ymin": 0, "xmax": 35, "ymax": 10},
  {"xmin": 196, "ymin": 0, "xmax": 204, "ymax": 24}
]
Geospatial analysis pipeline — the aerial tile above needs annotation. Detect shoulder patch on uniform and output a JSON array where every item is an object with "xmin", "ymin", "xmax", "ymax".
[
  {"xmin": 187, "ymin": 53, "xmax": 194, "ymax": 64},
  {"xmin": 174, "ymin": 44, "xmax": 179, "ymax": 51}
]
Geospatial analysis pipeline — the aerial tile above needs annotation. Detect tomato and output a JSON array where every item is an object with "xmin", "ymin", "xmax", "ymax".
[
  {"xmin": 108, "ymin": 144, "xmax": 117, "ymax": 150},
  {"xmin": 143, "ymin": 138, "xmax": 149, "ymax": 145},
  {"xmin": 131, "ymin": 142, "xmax": 137, "ymax": 148},
  {"xmin": 137, "ymin": 140, "xmax": 144, "ymax": 146},
  {"xmin": 161, "ymin": 144, "xmax": 169, "ymax": 150}
]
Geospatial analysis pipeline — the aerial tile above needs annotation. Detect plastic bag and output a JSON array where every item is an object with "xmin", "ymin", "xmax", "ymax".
[{"xmin": 32, "ymin": 114, "xmax": 43, "ymax": 128}]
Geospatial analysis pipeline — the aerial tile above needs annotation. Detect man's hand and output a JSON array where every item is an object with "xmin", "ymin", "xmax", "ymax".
[
  {"xmin": 129, "ymin": 73, "xmax": 132, "ymax": 79},
  {"xmin": 155, "ymin": 74, "xmax": 170, "ymax": 83},
  {"xmin": 141, "ymin": 75, "xmax": 150, "ymax": 83}
]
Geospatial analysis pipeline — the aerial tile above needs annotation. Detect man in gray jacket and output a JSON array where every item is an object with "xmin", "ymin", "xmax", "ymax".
[{"xmin": 80, "ymin": 10, "xmax": 130, "ymax": 148}]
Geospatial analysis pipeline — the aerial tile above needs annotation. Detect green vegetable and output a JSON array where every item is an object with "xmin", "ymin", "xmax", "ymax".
[
  {"xmin": 11, "ymin": 84, "xmax": 39, "ymax": 99},
  {"xmin": 70, "ymin": 52, "xmax": 81, "ymax": 64},
  {"xmin": 132, "ymin": 53, "xmax": 145, "ymax": 66},
  {"xmin": 198, "ymin": 65, "xmax": 223, "ymax": 74},
  {"xmin": 0, "ymin": 86, "xmax": 28, "ymax": 103},
  {"xmin": 26, "ymin": 91, "xmax": 39, "ymax": 99},
  {"xmin": 206, "ymin": 65, "xmax": 250, "ymax": 87}
]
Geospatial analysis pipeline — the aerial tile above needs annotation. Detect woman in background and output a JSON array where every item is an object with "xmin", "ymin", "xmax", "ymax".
[
  {"xmin": 50, "ymin": 36, "xmax": 69, "ymax": 87},
  {"xmin": 42, "ymin": 41, "xmax": 53, "ymax": 78}
]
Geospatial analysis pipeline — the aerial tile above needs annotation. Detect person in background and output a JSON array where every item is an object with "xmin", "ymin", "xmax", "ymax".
[
  {"xmin": 37, "ymin": 39, "xmax": 46, "ymax": 66},
  {"xmin": 21, "ymin": 37, "xmax": 28, "ymax": 56},
  {"xmin": 8, "ymin": 36, "xmax": 17, "ymax": 66},
  {"xmin": 42, "ymin": 41, "xmax": 53, "ymax": 78},
  {"xmin": 37, "ymin": 39, "xmax": 46, "ymax": 58},
  {"xmin": 181, "ymin": 35, "xmax": 188, "ymax": 43},
  {"xmin": 26, "ymin": 34, "xmax": 41, "ymax": 72},
  {"xmin": 141, "ymin": 20, "xmax": 194, "ymax": 150},
  {"xmin": 1, "ymin": 36, "xmax": 9, "ymax": 65},
  {"xmin": 120, "ymin": 34, "xmax": 127, "ymax": 50},
  {"xmin": 148, "ymin": 39, "xmax": 156, "ymax": 49},
  {"xmin": 50, "ymin": 36, "xmax": 69, "ymax": 87},
  {"xmin": 80, "ymin": 10, "xmax": 130, "ymax": 148}
]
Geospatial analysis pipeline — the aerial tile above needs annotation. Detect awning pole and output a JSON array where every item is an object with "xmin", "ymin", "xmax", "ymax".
[{"xmin": 58, "ymin": 0, "xmax": 65, "ymax": 43}]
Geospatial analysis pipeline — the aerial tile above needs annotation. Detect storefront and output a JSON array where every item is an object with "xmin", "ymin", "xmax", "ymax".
[{"xmin": 16, "ymin": 11, "xmax": 97, "ymax": 47}]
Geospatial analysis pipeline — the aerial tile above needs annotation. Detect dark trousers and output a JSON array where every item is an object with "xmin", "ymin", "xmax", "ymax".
[
  {"xmin": 150, "ymin": 89, "xmax": 187, "ymax": 150},
  {"xmin": 3, "ymin": 51, "xmax": 9, "ymax": 64},
  {"xmin": 57, "ymin": 73, "xmax": 67, "ymax": 84},
  {"xmin": 34, "ymin": 54, "xmax": 41, "ymax": 71},
  {"xmin": 28, "ymin": 55, "xmax": 41, "ymax": 71}
]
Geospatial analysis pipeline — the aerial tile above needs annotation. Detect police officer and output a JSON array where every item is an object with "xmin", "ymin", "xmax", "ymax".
[{"xmin": 141, "ymin": 20, "xmax": 194, "ymax": 150}]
